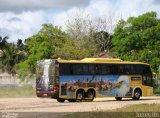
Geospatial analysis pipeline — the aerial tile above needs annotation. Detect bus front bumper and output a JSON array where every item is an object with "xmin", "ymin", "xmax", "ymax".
[{"xmin": 36, "ymin": 90, "xmax": 57, "ymax": 97}]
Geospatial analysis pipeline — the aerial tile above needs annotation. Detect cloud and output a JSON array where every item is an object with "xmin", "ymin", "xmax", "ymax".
[
  {"xmin": 0, "ymin": 0, "xmax": 160, "ymax": 42},
  {"xmin": 0, "ymin": 11, "xmax": 50, "ymax": 42},
  {"xmin": 0, "ymin": 0, "xmax": 90, "ymax": 12},
  {"xmin": 152, "ymin": 0, "xmax": 160, "ymax": 4},
  {"xmin": 53, "ymin": 0, "xmax": 160, "ymax": 31}
]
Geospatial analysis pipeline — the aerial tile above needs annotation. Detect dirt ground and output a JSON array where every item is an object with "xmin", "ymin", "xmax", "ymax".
[{"xmin": 0, "ymin": 96, "xmax": 160, "ymax": 118}]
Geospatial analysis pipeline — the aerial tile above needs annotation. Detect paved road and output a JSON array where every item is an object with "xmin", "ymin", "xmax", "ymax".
[{"xmin": 0, "ymin": 97, "xmax": 160, "ymax": 118}]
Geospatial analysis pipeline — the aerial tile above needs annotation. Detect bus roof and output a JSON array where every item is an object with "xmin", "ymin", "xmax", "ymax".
[{"xmin": 57, "ymin": 58, "xmax": 149, "ymax": 65}]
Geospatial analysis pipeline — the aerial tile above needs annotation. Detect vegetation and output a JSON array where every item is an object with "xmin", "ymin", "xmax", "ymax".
[
  {"xmin": 0, "ymin": 11, "xmax": 159, "ymax": 79},
  {"xmin": 0, "ymin": 37, "xmax": 27, "ymax": 75},
  {"xmin": 112, "ymin": 11, "xmax": 160, "ymax": 72},
  {"xmin": 63, "ymin": 104, "xmax": 160, "ymax": 118},
  {"xmin": 17, "ymin": 24, "xmax": 67, "ymax": 79}
]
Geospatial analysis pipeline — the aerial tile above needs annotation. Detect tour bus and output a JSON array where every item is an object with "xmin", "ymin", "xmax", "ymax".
[{"xmin": 36, "ymin": 58, "xmax": 153, "ymax": 102}]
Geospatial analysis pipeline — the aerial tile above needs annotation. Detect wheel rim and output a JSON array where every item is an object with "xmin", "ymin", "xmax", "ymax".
[
  {"xmin": 135, "ymin": 92, "xmax": 140, "ymax": 98},
  {"xmin": 77, "ymin": 93, "xmax": 83, "ymax": 99},
  {"xmin": 88, "ymin": 91, "xmax": 94, "ymax": 99}
]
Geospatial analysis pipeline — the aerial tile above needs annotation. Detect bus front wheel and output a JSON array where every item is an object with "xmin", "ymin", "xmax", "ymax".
[
  {"xmin": 132, "ymin": 89, "xmax": 141, "ymax": 100},
  {"xmin": 57, "ymin": 98, "xmax": 65, "ymax": 103},
  {"xmin": 115, "ymin": 97, "xmax": 122, "ymax": 101}
]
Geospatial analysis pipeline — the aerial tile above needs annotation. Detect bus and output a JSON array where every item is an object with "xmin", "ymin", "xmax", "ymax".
[{"xmin": 36, "ymin": 58, "xmax": 154, "ymax": 102}]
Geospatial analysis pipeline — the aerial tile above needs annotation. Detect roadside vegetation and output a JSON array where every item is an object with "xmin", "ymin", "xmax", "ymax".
[
  {"xmin": 63, "ymin": 104, "xmax": 160, "ymax": 118},
  {"xmin": 0, "ymin": 85, "xmax": 35, "ymax": 98}
]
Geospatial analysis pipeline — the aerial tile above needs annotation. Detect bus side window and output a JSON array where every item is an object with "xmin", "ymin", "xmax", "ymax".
[
  {"xmin": 73, "ymin": 64, "xmax": 82, "ymax": 75},
  {"xmin": 60, "ymin": 64, "xmax": 72, "ymax": 75},
  {"xmin": 125, "ymin": 65, "xmax": 130, "ymax": 75},
  {"xmin": 108, "ymin": 65, "xmax": 114, "ymax": 74},
  {"xmin": 95, "ymin": 65, "xmax": 101, "ymax": 75},
  {"xmin": 101, "ymin": 65, "xmax": 107, "ymax": 75},
  {"xmin": 70, "ymin": 64, "xmax": 73, "ymax": 75},
  {"xmin": 119, "ymin": 65, "xmax": 125, "ymax": 75},
  {"xmin": 130, "ymin": 65, "xmax": 137, "ymax": 75},
  {"xmin": 88, "ymin": 64, "xmax": 95, "ymax": 75},
  {"xmin": 82, "ymin": 64, "xmax": 89, "ymax": 75},
  {"xmin": 108, "ymin": 65, "xmax": 118, "ymax": 75}
]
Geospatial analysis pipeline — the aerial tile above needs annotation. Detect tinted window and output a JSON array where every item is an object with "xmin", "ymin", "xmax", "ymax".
[
  {"xmin": 118, "ymin": 64, "xmax": 135, "ymax": 75},
  {"xmin": 72, "ymin": 64, "xmax": 96, "ymax": 75},
  {"xmin": 135, "ymin": 65, "xmax": 144, "ymax": 74},
  {"xmin": 124, "ymin": 65, "xmax": 131, "ymax": 74},
  {"xmin": 113, "ymin": 64, "xmax": 152, "ymax": 75},
  {"xmin": 111, "ymin": 65, "xmax": 119, "ymax": 74},
  {"xmin": 73, "ymin": 64, "xmax": 82, "ymax": 75},
  {"xmin": 134, "ymin": 65, "xmax": 152, "ymax": 75},
  {"xmin": 118, "ymin": 65, "xmax": 126, "ymax": 75},
  {"xmin": 95, "ymin": 65, "xmax": 101, "ymax": 75},
  {"xmin": 143, "ymin": 65, "xmax": 152, "ymax": 74},
  {"xmin": 82, "ymin": 64, "xmax": 88, "ymax": 75},
  {"xmin": 60, "ymin": 63, "xmax": 96, "ymax": 75},
  {"xmin": 88, "ymin": 64, "xmax": 95, "ymax": 74},
  {"xmin": 60, "ymin": 63, "xmax": 152, "ymax": 76},
  {"xmin": 59, "ymin": 63, "xmax": 72, "ymax": 75},
  {"xmin": 130, "ymin": 65, "xmax": 137, "ymax": 74},
  {"xmin": 101, "ymin": 65, "xmax": 107, "ymax": 74},
  {"xmin": 96, "ymin": 64, "xmax": 119, "ymax": 75}
]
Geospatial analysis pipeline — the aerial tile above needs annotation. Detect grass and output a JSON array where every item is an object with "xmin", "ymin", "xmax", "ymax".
[
  {"xmin": 114, "ymin": 104, "xmax": 160, "ymax": 112},
  {"xmin": 63, "ymin": 104, "xmax": 160, "ymax": 118},
  {"xmin": 0, "ymin": 85, "xmax": 36, "ymax": 98}
]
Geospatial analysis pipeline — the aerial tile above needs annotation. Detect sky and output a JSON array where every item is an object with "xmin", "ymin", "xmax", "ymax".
[{"xmin": 0, "ymin": 0, "xmax": 160, "ymax": 42}]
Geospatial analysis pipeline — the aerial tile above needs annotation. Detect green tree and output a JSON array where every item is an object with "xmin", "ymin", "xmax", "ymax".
[
  {"xmin": 17, "ymin": 24, "xmax": 67, "ymax": 79},
  {"xmin": 0, "ymin": 37, "xmax": 27, "ymax": 75},
  {"xmin": 0, "ymin": 36, "xmax": 8, "ymax": 50},
  {"xmin": 1, "ymin": 43, "xmax": 17, "ymax": 74},
  {"xmin": 112, "ymin": 11, "xmax": 160, "ymax": 72}
]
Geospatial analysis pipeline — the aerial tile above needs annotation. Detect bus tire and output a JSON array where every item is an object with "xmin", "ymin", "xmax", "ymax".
[
  {"xmin": 76, "ymin": 89, "xmax": 85, "ymax": 100},
  {"xmin": 132, "ymin": 88, "xmax": 141, "ymax": 100},
  {"xmin": 57, "ymin": 98, "xmax": 65, "ymax": 103},
  {"xmin": 115, "ymin": 97, "xmax": 122, "ymax": 101},
  {"xmin": 86, "ymin": 89, "xmax": 95, "ymax": 101}
]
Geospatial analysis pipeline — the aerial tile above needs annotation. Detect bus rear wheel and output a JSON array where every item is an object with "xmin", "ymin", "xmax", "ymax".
[
  {"xmin": 57, "ymin": 98, "xmax": 65, "ymax": 103},
  {"xmin": 115, "ymin": 97, "xmax": 122, "ymax": 101},
  {"xmin": 132, "ymin": 89, "xmax": 141, "ymax": 100},
  {"xmin": 86, "ymin": 89, "xmax": 95, "ymax": 101}
]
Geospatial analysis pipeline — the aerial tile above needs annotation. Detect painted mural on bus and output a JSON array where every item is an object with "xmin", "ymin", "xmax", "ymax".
[{"xmin": 60, "ymin": 75, "xmax": 132, "ymax": 98}]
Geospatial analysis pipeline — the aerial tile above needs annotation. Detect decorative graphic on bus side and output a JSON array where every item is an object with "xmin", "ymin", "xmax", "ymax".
[{"xmin": 60, "ymin": 75, "xmax": 132, "ymax": 97}]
